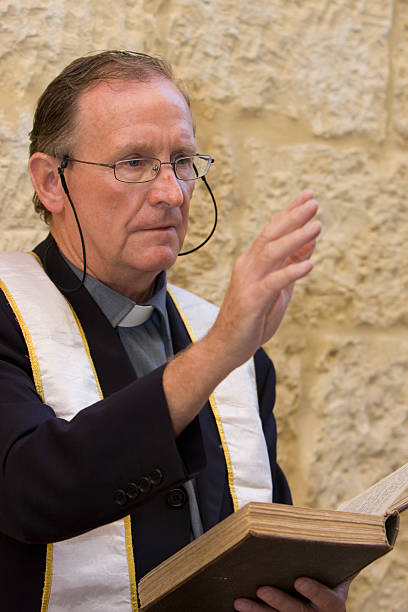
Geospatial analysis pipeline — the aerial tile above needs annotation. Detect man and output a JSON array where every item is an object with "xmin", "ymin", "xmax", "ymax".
[{"xmin": 0, "ymin": 51, "xmax": 350, "ymax": 610}]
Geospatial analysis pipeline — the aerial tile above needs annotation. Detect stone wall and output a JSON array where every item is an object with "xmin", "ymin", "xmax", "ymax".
[{"xmin": 1, "ymin": 1, "xmax": 407, "ymax": 609}]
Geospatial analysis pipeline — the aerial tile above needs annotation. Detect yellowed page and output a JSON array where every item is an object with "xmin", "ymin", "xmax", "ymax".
[{"xmin": 337, "ymin": 463, "xmax": 408, "ymax": 515}]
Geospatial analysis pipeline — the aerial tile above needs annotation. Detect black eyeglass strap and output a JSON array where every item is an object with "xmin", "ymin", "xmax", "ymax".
[
  {"xmin": 178, "ymin": 174, "xmax": 218, "ymax": 256},
  {"xmin": 60, "ymin": 155, "xmax": 69, "ymax": 170},
  {"xmin": 45, "ymin": 157, "xmax": 88, "ymax": 293}
]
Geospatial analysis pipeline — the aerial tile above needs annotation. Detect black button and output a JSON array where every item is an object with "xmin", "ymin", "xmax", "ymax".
[
  {"xmin": 126, "ymin": 482, "xmax": 140, "ymax": 500},
  {"xmin": 138, "ymin": 476, "xmax": 152, "ymax": 494},
  {"xmin": 166, "ymin": 487, "xmax": 187, "ymax": 508},
  {"xmin": 149, "ymin": 468, "xmax": 164, "ymax": 486},
  {"xmin": 113, "ymin": 489, "xmax": 127, "ymax": 506}
]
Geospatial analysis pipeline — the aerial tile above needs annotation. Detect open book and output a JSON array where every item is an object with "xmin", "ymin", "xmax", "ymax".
[{"xmin": 138, "ymin": 463, "xmax": 408, "ymax": 611}]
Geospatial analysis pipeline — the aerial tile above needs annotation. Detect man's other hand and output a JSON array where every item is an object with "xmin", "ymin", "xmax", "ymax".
[{"xmin": 234, "ymin": 577, "xmax": 352, "ymax": 612}]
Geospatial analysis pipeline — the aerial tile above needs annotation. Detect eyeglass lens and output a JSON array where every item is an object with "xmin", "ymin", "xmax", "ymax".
[{"xmin": 114, "ymin": 155, "xmax": 211, "ymax": 183}]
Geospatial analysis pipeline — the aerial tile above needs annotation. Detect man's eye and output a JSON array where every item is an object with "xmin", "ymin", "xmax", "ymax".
[
  {"xmin": 176, "ymin": 157, "xmax": 193, "ymax": 166},
  {"xmin": 126, "ymin": 159, "xmax": 145, "ymax": 167}
]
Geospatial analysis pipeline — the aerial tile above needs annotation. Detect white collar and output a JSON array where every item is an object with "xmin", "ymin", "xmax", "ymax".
[{"xmin": 117, "ymin": 304, "xmax": 154, "ymax": 327}]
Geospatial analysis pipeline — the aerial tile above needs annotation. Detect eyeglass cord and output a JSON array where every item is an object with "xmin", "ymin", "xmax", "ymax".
[
  {"xmin": 178, "ymin": 173, "xmax": 218, "ymax": 256},
  {"xmin": 43, "ymin": 156, "xmax": 87, "ymax": 293}
]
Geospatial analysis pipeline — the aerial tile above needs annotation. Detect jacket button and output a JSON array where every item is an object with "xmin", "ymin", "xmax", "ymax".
[
  {"xmin": 126, "ymin": 482, "xmax": 140, "ymax": 500},
  {"xmin": 149, "ymin": 468, "xmax": 164, "ymax": 486},
  {"xmin": 166, "ymin": 487, "xmax": 187, "ymax": 508},
  {"xmin": 114, "ymin": 489, "xmax": 128, "ymax": 506},
  {"xmin": 138, "ymin": 476, "xmax": 152, "ymax": 494}
]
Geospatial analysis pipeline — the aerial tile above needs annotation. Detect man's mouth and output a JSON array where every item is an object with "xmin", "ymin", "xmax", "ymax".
[{"xmin": 144, "ymin": 225, "xmax": 176, "ymax": 231}]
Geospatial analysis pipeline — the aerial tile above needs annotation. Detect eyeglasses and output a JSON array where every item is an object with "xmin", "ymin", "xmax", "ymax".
[{"xmin": 61, "ymin": 154, "xmax": 214, "ymax": 183}]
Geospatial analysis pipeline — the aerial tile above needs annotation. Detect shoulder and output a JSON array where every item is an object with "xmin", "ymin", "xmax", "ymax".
[
  {"xmin": 0, "ymin": 250, "xmax": 56, "ymax": 380},
  {"xmin": 0, "ymin": 285, "xmax": 34, "ymax": 379}
]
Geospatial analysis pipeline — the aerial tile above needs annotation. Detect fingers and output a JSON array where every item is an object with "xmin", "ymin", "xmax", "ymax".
[
  {"xmin": 289, "ymin": 238, "xmax": 317, "ymax": 263},
  {"xmin": 294, "ymin": 577, "xmax": 349, "ymax": 610},
  {"xmin": 258, "ymin": 196, "xmax": 319, "ymax": 246},
  {"xmin": 286, "ymin": 188, "xmax": 315, "ymax": 212},
  {"xmin": 234, "ymin": 597, "xmax": 278, "ymax": 611},
  {"xmin": 265, "ymin": 219, "xmax": 321, "ymax": 265},
  {"xmin": 252, "ymin": 586, "xmax": 305, "ymax": 611},
  {"xmin": 263, "ymin": 259, "xmax": 314, "ymax": 297},
  {"xmin": 253, "ymin": 219, "xmax": 321, "ymax": 292},
  {"xmin": 234, "ymin": 577, "xmax": 349, "ymax": 612},
  {"xmin": 236, "ymin": 189, "xmax": 320, "ymax": 286}
]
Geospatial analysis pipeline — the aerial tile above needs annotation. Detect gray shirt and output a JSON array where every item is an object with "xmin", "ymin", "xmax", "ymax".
[{"xmin": 80, "ymin": 268, "xmax": 172, "ymax": 377}]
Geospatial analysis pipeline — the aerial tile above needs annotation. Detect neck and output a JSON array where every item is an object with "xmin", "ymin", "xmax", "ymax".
[
  {"xmin": 52, "ymin": 235, "xmax": 158, "ymax": 303},
  {"xmin": 104, "ymin": 272, "xmax": 157, "ymax": 303}
]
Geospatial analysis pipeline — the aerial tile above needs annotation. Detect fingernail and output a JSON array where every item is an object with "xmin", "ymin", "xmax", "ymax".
[
  {"xmin": 234, "ymin": 600, "xmax": 251, "ymax": 612},
  {"xmin": 295, "ymin": 578, "xmax": 312, "ymax": 595}
]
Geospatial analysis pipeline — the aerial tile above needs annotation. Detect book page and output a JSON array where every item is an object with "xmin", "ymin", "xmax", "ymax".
[{"xmin": 337, "ymin": 463, "xmax": 408, "ymax": 515}]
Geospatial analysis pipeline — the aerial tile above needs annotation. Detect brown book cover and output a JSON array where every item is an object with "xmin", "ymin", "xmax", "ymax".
[{"xmin": 139, "ymin": 463, "xmax": 408, "ymax": 612}]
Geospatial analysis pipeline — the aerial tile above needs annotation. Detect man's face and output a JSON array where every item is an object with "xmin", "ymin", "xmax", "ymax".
[{"xmin": 54, "ymin": 77, "xmax": 196, "ymax": 299}]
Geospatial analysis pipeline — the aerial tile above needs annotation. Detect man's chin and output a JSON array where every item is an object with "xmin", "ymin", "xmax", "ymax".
[{"xmin": 129, "ymin": 245, "xmax": 180, "ymax": 274}]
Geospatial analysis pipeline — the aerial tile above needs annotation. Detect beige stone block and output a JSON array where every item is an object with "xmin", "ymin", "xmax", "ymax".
[{"xmin": 172, "ymin": 1, "xmax": 391, "ymax": 140}]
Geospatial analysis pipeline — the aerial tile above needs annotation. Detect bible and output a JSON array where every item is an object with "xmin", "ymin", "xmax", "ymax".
[{"xmin": 138, "ymin": 463, "xmax": 408, "ymax": 611}]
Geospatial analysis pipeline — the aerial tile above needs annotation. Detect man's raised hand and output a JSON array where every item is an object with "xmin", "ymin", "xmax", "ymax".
[{"xmin": 208, "ymin": 189, "xmax": 321, "ymax": 370}]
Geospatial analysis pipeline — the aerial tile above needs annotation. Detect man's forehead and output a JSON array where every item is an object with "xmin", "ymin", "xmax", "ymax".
[
  {"xmin": 77, "ymin": 77, "xmax": 191, "ymax": 119},
  {"xmin": 70, "ymin": 77, "xmax": 195, "ymax": 155}
]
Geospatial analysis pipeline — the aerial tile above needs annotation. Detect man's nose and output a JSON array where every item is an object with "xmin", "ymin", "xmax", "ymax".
[{"xmin": 148, "ymin": 164, "xmax": 184, "ymax": 207}]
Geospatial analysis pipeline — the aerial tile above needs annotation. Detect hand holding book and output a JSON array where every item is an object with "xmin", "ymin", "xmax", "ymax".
[{"xmin": 234, "ymin": 575, "xmax": 352, "ymax": 611}]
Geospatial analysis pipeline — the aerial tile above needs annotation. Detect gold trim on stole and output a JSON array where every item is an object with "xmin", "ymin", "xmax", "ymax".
[
  {"xmin": 125, "ymin": 515, "xmax": 139, "ymax": 609},
  {"xmin": 0, "ymin": 278, "xmax": 45, "ymax": 401},
  {"xmin": 166, "ymin": 286, "xmax": 239, "ymax": 511},
  {"xmin": 0, "ymin": 278, "xmax": 53, "ymax": 611}
]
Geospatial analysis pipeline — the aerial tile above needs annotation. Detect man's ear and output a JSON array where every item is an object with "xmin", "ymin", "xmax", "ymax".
[{"xmin": 28, "ymin": 153, "xmax": 65, "ymax": 214}]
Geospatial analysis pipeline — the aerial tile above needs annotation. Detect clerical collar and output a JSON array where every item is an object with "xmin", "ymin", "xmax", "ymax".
[
  {"xmin": 117, "ymin": 303, "xmax": 153, "ymax": 327},
  {"xmin": 60, "ymin": 253, "xmax": 168, "ymax": 329}
]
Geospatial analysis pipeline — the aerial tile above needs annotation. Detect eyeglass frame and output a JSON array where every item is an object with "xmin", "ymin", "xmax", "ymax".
[{"xmin": 58, "ymin": 154, "xmax": 215, "ymax": 183}]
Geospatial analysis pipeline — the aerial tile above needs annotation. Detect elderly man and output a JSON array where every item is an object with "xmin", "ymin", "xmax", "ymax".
[{"xmin": 0, "ymin": 51, "xmax": 349, "ymax": 611}]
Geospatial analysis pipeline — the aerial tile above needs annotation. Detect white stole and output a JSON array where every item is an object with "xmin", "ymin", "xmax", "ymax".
[
  {"xmin": 168, "ymin": 284, "xmax": 273, "ymax": 510},
  {"xmin": 0, "ymin": 252, "xmax": 137, "ymax": 612}
]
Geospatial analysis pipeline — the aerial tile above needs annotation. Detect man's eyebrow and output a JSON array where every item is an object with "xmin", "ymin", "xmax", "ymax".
[
  {"xmin": 112, "ymin": 142, "xmax": 197, "ymax": 160},
  {"xmin": 171, "ymin": 144, "xmax": 198, "ymax": 156},
  {"xmin": 112, "ymin": 143, "xmax": 157, "ymax": 159}
]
